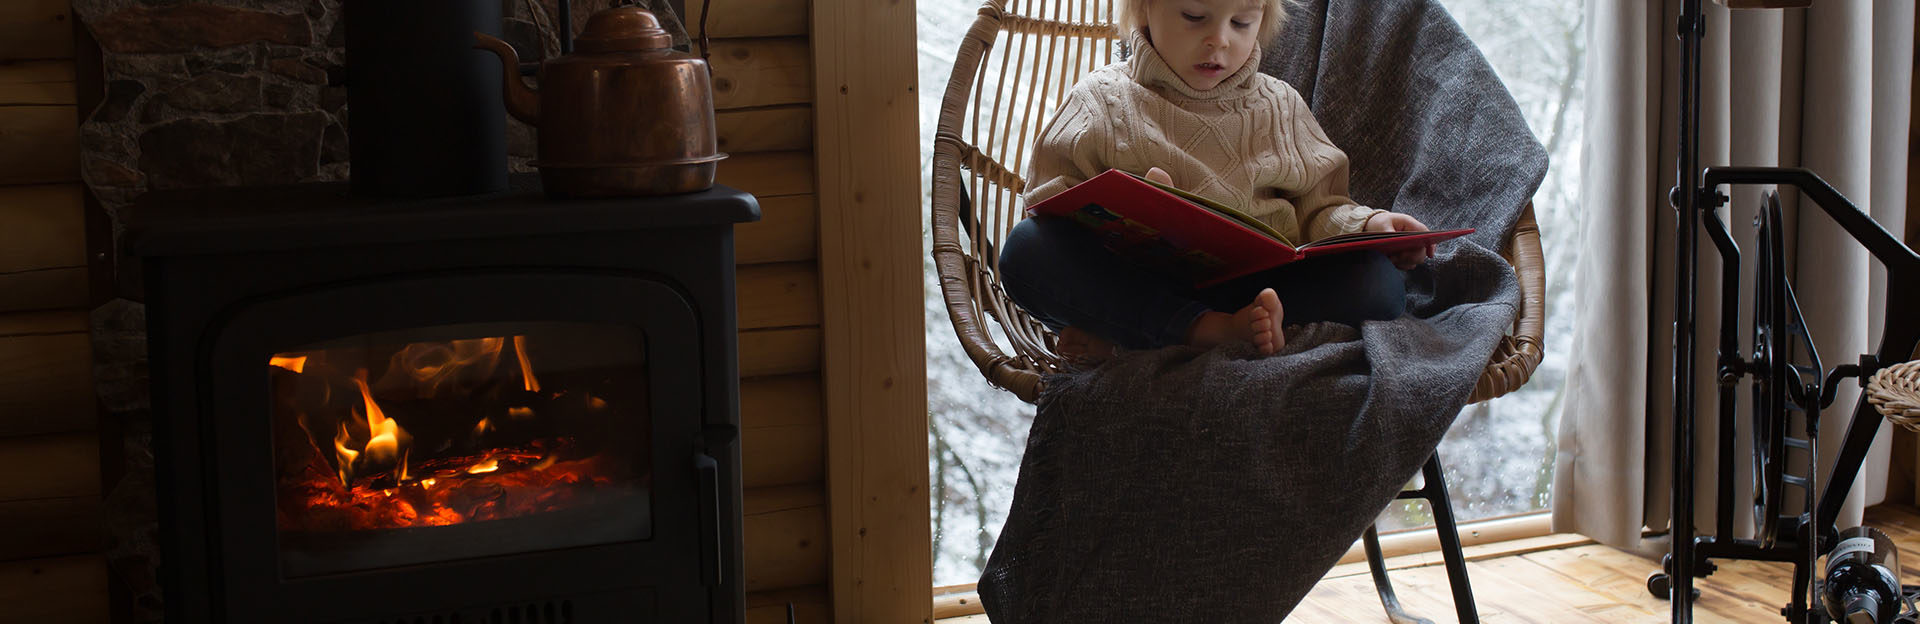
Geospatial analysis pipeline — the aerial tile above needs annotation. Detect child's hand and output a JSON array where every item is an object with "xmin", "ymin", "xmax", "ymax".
[
  {"xmin": 1145, "ymin": 167, "xmax": 1175, "ymax": 187},
  {"xmin": 1365, "ymin": 211, "xmax": 1437, "ymax": 269}
]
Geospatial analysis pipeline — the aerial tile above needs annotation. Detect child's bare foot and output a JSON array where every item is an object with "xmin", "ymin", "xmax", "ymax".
[
  {"xmin": 1055, "ymin": 326, "xmax": 1116, "ymax": 365},
  {"xmin": 1187, "ymin": 288, "xmax": 1285, "ymax": 355}
]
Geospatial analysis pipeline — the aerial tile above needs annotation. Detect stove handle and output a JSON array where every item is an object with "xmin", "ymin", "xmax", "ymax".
[{"xmin": 694, "ymin": 450, "xmax": 722, "ymax": 586}]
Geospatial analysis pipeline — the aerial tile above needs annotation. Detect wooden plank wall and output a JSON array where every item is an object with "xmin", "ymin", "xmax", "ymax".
[
  {"xmin": 696, "ymin": 0, "xmax": 835, "ymax": 620},
  {"xmin": 0, "ymin": 0, "xmax": 108, "ymax": 622}
]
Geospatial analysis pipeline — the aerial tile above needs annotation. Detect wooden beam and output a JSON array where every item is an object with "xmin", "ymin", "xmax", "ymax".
[
  {"xmin": 737, "ymin": 262, "xmax": 821, "ymax": 330},
  {"xmin": 735, "ymin": 194, "xmax": 818, "ymax": 266},
  {"xmin": 741, "ymin": 375, "xmax": 825, "ymax": 489},
  {"xmin": 0, "ymin": 0, "xmax": 74, "ymax": 62},
  {"xmin": 685, "ymin": 0, "xmax": 808, "ymax": 39},
  {"xmin": 0, "ymin": 184, "xmax": 84, "ymax": 272},
  {"xmin": 0, "ymin": 267, "xmax": 88, "ymax": 314},
  {"xmin": 717, "ymin": 151, "xmax": 815, "ymax": 198},
  {"xmin": 710, "ymin": 37, "xmax": 813, "ymax": 111},
  {"xmin": 0, "ymin": 183, "xmax": 86, "ymax": 289},
  {"xmin": 743, "ymin": 484, "xmax": 829, "ymax": 593},
  {"xmin": 746, "ymin": 585, "xmax": 830, "ymax": 624},
  {"xmin": 0, "ymin": 106, "xmax": 80, "ymax": 185},
  {"xmin": 739, "ymin": 326, "xmax": 821, "ymax": 378},
  {"xmin": 717, "ymin": 105, "xmax": 813, "ymax": 155},
  {"xmin": 0, "ymin": 555, "xmax": 108, "ymax": 623},
  {"xmin": 0, "ymin": 433, "xmax": 99, "ymax": 502},
  {"xmin": 0, "ymin": 61, "xmax": 76, "ymax": 105},
  {"xmin": 0, "ymin": 496, "xmax": 102, "ymax": 561},
  {"xmin": 812, "ymin": 0, "xmax": 931, "ymax": 618},
  {"xmin": 743, "ymin": 424, "xmax": 824, "ymax": 490},
  {"xmin": 0, "ymin": 184, "xmax": 87, "ymax": 313},
  {"xmin": 0, "ymin": 310, "xmax": 93, "ymax": 438},
  {"xmin": 741, "ymin": 374, "xmax": 823, "ymax": 430}
]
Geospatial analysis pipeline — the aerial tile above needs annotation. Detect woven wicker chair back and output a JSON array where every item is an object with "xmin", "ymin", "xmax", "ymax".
[{"xmin": 928, "ymin": 0, "xmax": 1546, "ymax": 404}]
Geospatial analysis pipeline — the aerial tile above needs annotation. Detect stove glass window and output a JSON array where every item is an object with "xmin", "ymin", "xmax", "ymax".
[{"xmin": 268, "ymin": 322, "xmax": 651, "ymax": 577}]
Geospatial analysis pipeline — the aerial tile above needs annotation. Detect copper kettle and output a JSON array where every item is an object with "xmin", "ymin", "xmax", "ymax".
[{"xmin": 474, "ymin": 7, "xmax": 726, "ymax": 197}]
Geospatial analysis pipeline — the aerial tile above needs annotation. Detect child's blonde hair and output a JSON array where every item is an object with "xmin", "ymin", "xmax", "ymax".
[{"xmin": 1114, "ymin": 0, "xmax": 1291, "ymax": 47}]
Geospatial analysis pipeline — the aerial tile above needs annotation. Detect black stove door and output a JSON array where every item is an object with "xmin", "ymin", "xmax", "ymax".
[{"xmin": 198, "ymin": 271, "xmax": 720, "ymax": 623}]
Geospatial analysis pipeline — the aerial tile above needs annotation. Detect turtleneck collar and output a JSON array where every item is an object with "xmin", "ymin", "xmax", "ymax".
[{"xmin": 1123, "ymin": 29, "xmax": 1262, "ymax": 101}]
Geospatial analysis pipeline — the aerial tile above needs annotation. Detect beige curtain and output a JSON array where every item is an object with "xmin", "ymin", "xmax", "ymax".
[{"xmin": 1553, "ymin": 0, "xmax": 1911, "ymax": 550}]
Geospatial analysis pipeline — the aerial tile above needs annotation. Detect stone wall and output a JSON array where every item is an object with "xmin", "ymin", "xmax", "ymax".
[
  {"xmin": 71, "ymin": 0, "xmax": 663, "ymax": 210},
  {"xmin": 70, "ymin": 1, "xmax": 670, "ymax": 620}
]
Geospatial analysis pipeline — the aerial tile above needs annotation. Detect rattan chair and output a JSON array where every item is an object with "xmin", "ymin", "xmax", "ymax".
[{"xmin": 929, "ymin": 1, "xmax": 1546, "ymax": 622}]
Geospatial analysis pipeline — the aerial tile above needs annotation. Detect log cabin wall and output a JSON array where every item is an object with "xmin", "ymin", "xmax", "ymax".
[
  {"xmin": 44, "ymin": 0, "xmax": 833, "ymax": 621},
  {"xmin": 0, "ymin": 0, "xmax": 109, "ymax": 621}
]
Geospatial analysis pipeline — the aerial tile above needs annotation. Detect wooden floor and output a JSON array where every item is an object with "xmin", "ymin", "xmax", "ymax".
[{"xmin": 943, "ymin": 504, "xmax": 1920, "ymax": 623}]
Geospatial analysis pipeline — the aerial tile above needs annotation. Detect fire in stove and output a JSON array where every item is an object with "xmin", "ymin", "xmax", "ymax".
[{"xmin": 269, "ymin": 332, "xmax": 646, "ymax": 535}]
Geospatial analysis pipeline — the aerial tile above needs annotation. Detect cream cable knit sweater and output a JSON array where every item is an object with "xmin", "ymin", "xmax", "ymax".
[{"xmin": 1022, "ymin": 32, "xmax": 1385, "ymax": 244}]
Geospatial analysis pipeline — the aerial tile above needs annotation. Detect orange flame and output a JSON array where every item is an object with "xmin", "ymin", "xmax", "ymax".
[
  {"xmin": 269, "ymin": 355, "xmax": 308, "ymax": 373},
  {"xmin": 332, "ymin": 423, "xmax": 358, "ymax": 486},
  {"xmin": 350, "ymin": 370, "xmax": 409, "ymax": 484},
  {"xmin": 513, "ymin": 335, "xmax": 540, "ymax": 393}
]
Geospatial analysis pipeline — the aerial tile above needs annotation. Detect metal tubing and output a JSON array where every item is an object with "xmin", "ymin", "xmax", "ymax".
[
  {"xmin": 1363, "ymin": 526, "xmax": 1431, "ymax": 624},
  {"xmin": 1703, "ymin": 209, "xmax": 1742, "ymax": 540},
  {"xmin": 1424, "ymin": 456, "xmax": 1480, "ymax": 624},
  {"xmin": 1702, "ymin": 167, "xmax": 1920, "ymax": 271},
  {"xmin": 1671, "ymin": 2, "xmax": 1705, "ymax": 621},
  {"xmin": 559, "ymin": 0, "xmax": 573, "ymax": 54}
]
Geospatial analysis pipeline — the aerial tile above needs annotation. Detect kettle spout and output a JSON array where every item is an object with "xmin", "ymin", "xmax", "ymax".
[{"xmin": 473, "ymin": 32, "xmax": 540, "ymax": 125}]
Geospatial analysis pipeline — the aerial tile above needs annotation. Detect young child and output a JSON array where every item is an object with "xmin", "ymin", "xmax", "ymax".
[{"xmin": 999, "ymin": 0, "xmax": 1436, "ymax": 361}]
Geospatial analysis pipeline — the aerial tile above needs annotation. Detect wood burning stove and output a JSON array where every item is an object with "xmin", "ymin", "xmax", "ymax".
[{"xmin": 126, "ymin": 176, "xmax": 755, "ymax": 623}]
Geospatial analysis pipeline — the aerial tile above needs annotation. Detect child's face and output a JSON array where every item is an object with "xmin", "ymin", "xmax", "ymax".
[{"xmin": 1143, "ymin": 0, "xmax": 1263, "ymax": 91}]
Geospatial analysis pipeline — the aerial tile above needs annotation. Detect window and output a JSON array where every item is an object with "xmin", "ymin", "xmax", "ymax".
[{"xmin": 918, "ymin": 0, "xmax": 1587, "ymax": 586}]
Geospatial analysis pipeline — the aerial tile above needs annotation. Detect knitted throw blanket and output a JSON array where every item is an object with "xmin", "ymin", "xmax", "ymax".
[{"xmin": 976, "ymin": 0, "xmax": 1549, "ymax": 620}]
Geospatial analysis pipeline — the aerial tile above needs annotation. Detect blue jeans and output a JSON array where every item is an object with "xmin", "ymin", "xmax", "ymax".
[{"xmin": 998, "ymin": 216, "xmax": 1407, "ymax": 349}]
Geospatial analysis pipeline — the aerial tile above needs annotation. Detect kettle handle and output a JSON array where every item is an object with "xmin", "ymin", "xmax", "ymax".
[{"xmin": 473, "ymin": 33, "xmax": 541, "ymax": 125}]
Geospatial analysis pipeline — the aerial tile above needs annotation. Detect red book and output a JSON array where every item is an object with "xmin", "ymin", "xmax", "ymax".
[{"xmin": 1024, "ymin": 168, "xmax": 1474, "ymax": 287}]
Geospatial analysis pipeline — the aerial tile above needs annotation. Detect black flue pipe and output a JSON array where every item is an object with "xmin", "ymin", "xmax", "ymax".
[{"xmin": 343, "ymin": 0, "xmax": 509, "ymax": 198}]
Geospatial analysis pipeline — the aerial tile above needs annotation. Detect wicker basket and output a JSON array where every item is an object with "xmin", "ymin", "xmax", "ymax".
[{"xmin": 1867, "ymin": 361, "xmax": 1920, "ymax": 433}]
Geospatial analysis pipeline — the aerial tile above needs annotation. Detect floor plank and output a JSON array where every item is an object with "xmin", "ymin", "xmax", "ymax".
[{"xmin": 937, "ymin": 505, "xmax": 1920, "ymax": 623}]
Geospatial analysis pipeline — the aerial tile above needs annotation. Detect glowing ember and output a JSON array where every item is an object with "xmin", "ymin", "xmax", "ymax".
[
  {"xmin": 466, "ymin": 459, "xmax": 500, "ymax": 474},
  {"xmin": 507, "ymin": 407, "xmax": 535, "ymax": 420}
]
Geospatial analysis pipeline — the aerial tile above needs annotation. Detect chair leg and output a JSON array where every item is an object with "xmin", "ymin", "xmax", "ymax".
[
  {"xmin": 1423, "ymin": 454, "xmax": 1480, "ymax": 624},
  {"xmin": 1365, "ymin": 524, "xmax": 1434, "ymax": 624}
]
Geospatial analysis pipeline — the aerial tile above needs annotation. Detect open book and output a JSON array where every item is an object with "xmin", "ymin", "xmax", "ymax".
[{"xmin": 1024, "ymin": 168, "xmax": 1473, "ymax": 287}]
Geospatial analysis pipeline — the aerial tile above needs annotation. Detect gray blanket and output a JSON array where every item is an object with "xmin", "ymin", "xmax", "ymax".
[{"xmin": 976, "ymin": 0, "xmax": 1549, "ymax": 620}]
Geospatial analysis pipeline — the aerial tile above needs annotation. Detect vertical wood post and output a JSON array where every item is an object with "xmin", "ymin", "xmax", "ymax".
[{"xmin": 811, "ymin": 0, "xmax": 931, "ymax": 621}]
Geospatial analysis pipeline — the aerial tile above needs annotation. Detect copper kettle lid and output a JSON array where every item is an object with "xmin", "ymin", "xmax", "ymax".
[{"xmin": 572, "ymin": 7, "xmax": 675, "ymax": 53}]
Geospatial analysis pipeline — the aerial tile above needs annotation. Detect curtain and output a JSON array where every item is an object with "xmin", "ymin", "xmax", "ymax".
[{"xmin": 1553, "ymin": 0, "xmax": 1911, "ymax": 550}]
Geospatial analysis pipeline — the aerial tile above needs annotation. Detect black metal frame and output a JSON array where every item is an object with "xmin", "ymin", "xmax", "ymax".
[
  {"xmin": 1363, "ymin": 453, "xmax": 1479, "ymax": 624},
  {"xmin": 1662, "ymin": 3, "xmax": 1920, "ymax": 622}
]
